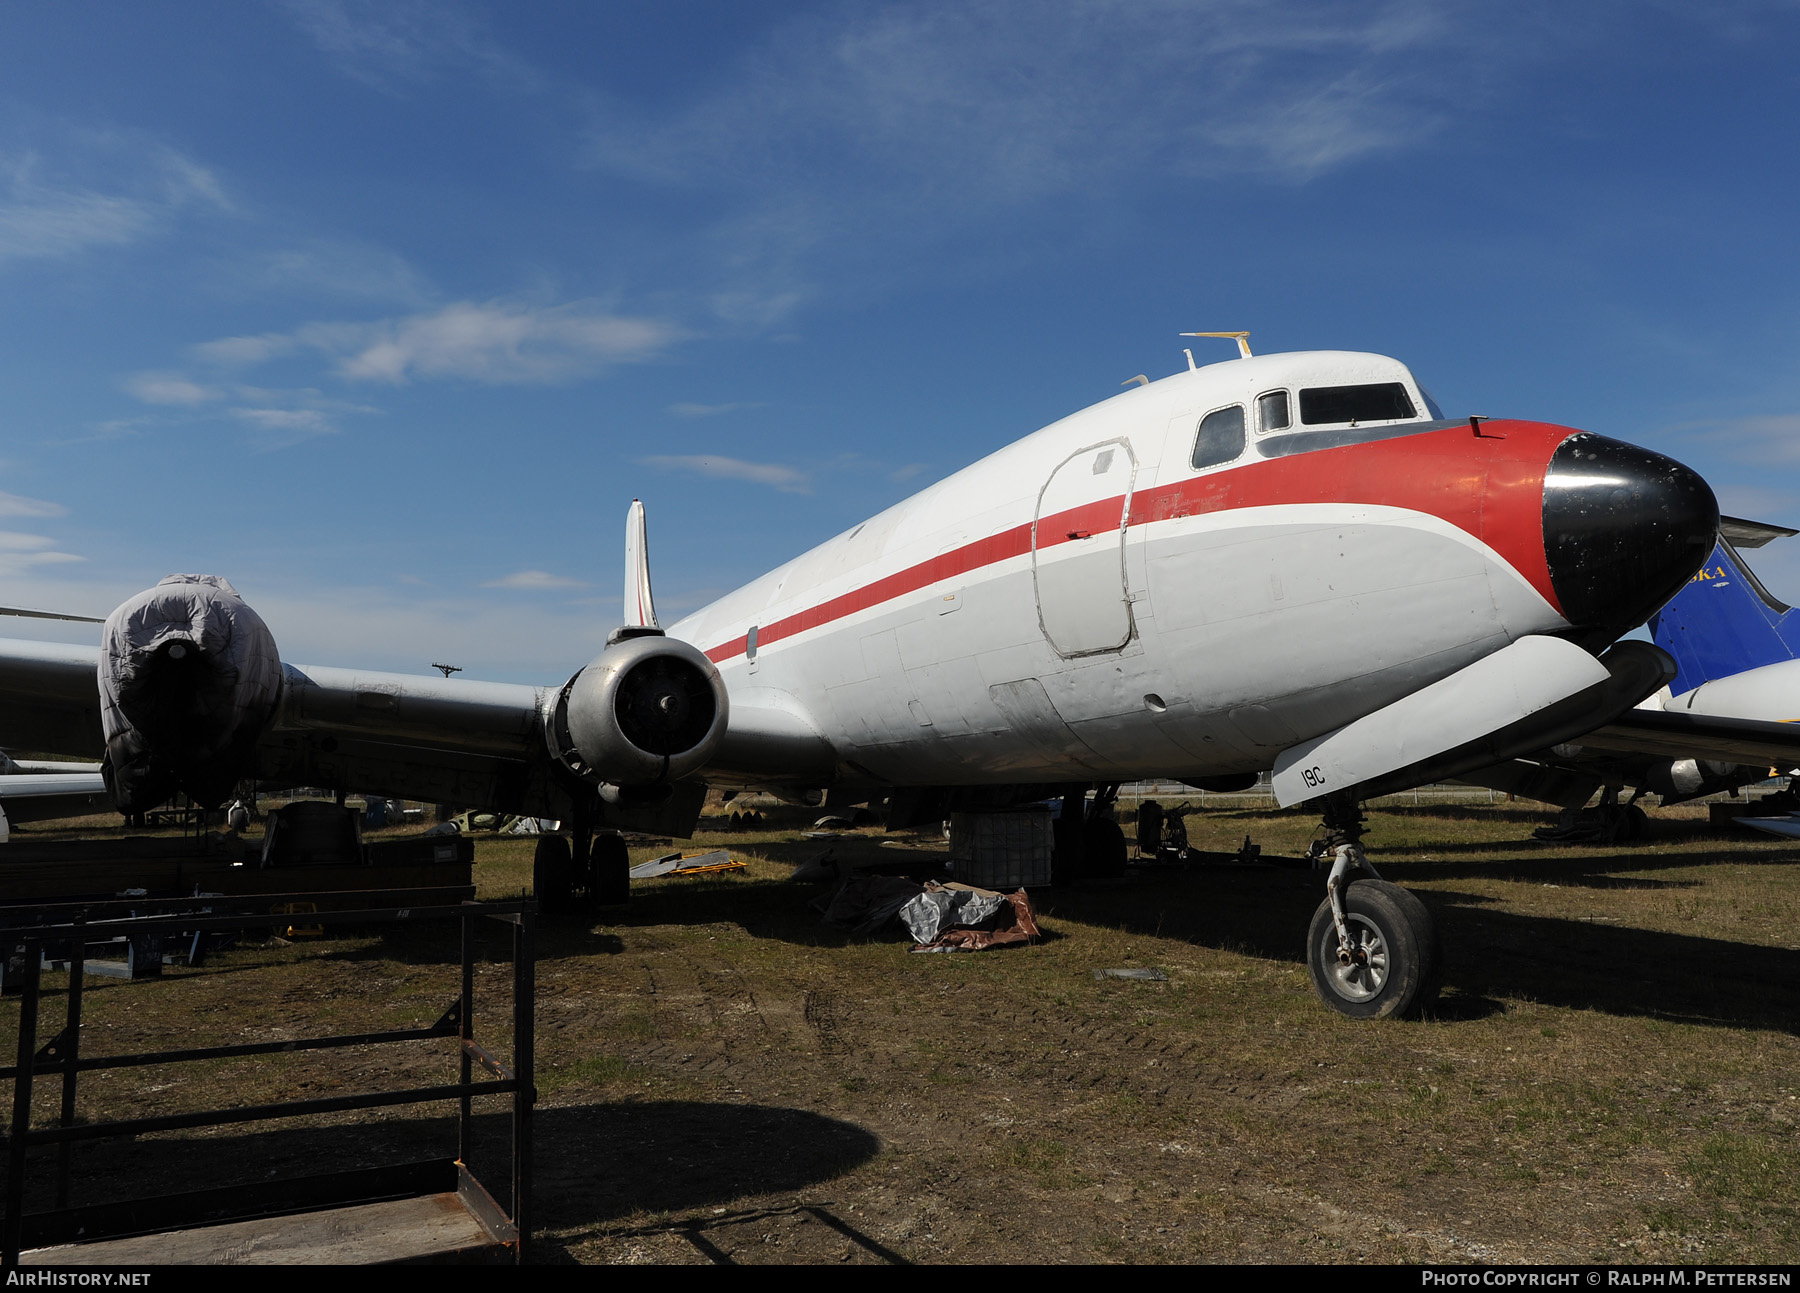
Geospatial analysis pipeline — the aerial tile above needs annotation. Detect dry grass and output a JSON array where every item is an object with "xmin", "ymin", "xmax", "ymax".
[{"xmin": 2, "ymin": 798, "xmax": 1798, "ymax": 1263}]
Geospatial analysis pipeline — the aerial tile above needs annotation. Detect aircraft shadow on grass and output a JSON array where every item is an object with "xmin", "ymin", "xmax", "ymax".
[
  {"xmin": 1043, "ymin": 865, "xmax": 1800, "ymax": 1036},
  {"xmin": 298, "ymin": 821, "xmax": 1800, "ymax": 1035}
]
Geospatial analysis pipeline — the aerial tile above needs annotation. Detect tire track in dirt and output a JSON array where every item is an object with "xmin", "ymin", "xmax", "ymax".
[
  {"xmin": 803, "ymin": 990, "xmax": 848, "ymax": 1057},
  {"xmin": 583, "ymin": 931, "xmax": 833, "ymax": 1084},
  {"xmin": 573, "ymin": 935, "xmax": 1292, "ymax": 1116}
]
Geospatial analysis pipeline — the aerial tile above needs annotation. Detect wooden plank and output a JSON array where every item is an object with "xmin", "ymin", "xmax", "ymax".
[{"xmin": 22, "ymin": 1192, "xmax": 507, "ymax": 1266}]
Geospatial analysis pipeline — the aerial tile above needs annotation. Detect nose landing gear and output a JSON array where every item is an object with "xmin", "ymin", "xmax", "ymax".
[{"xmin": 1305, "ymin": 793, "xmax": 1441, "ymax": 1020}]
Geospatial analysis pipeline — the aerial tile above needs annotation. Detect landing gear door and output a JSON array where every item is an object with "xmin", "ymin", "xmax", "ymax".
[{"xmin": 1033, "ymin": 438, "xmax": 1136, "ymax": 657}]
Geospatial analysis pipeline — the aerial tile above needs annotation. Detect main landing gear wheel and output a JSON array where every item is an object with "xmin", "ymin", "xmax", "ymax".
[
  {"xmin": 533, "ymin": 834, "xmax": 574, "ymax": 911},
  {"xmin": 591, "ymin": 832, "xmax": 631, "ymax": 907},
  {"xmin": 1307, "ymin": 878, "xmax": 1440, "ymax": 1020}
]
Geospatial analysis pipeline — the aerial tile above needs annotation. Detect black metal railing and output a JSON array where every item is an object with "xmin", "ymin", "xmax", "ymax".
[{"xmin": 0, "ymin": 890, "xmax": 533, "ymax": 1264}]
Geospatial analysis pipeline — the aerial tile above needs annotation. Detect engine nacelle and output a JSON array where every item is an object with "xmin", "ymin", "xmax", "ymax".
[
  {"xmin": 99, "ymin": 574, "xmax": 283, "ymax": 812},
  {"xmin": 545, "ymin": 631, "xmax": 728, "ymax": 789},
  {"xmin": 1642, "ymin": 756, "xmax": 1767, "ymax": 806}
]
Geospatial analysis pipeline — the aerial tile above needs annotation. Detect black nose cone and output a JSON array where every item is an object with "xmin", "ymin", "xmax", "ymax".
[{"xmin": 1543, "ymin": 432, "xmax": 1718, "ymax": 637}]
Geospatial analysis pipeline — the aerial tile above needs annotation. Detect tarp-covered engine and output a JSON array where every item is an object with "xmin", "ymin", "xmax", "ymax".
[{"xmin": 99, "ymin": 574, "xmax": 281, "ymax": 812}]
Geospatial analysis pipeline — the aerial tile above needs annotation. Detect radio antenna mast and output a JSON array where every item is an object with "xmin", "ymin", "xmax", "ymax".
[{"xmin": 1180, "ymin": 331, "xmax": 1253, "ymax": 360}]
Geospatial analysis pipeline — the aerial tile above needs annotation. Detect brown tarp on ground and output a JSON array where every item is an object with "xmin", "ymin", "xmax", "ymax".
[{"xmin": 909, "ymin": 882, "xmax": 1041, "ymax": 953}]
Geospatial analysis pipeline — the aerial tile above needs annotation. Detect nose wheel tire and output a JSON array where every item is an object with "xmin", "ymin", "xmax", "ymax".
[{"xmin": 1306, "ymin": 879, "xmax": 1440, "ymax": 1020}]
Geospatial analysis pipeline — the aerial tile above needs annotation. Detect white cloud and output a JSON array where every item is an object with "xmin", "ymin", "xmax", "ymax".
[
  {"xmin": 0, "ymin": 532, "xmax": 81, "ymax": 577},
  {"xmin": 277, "ymin": 0, "xmax": 542, "ymax": 94},
  {"xmin": 668, "ymin": 401, "xmax": 766, "ymax": 418},
  {"xmin": 191, "ymin": 334, "xmax": 298, "ymax": 367},
  {"xmin": 1714, "ymin": 485, "xmax": 1799, "ymax": 520},
  {"xmin": 113, "ymin": 361, "xmax": 382, "ymax": 448},
  {"xmin": 482, "ymin": 570, "xmax": 590, "ymax": 590},
  {"xmin": 639, "ymin": 454, "xmax": 811, "ymax": 493},
  {"xmin": 0, "ymin": 532, "xmax": 56, "ymax": 552},
  {"xmin": 211, "ymin": 239, "xmax": 435, "ymax": 308},
  {"xmin": 123, "ymin": 372, "xmax": 222, "ymax": 406},
  {"xmin": 0, "ymin": 493, "xmax": 65, "ymax": 519},
  {"xmin": 575, "ymin": 1, "xmax": 1521, "ymax": 310},
  {"xmin": 195, "ymin": 300, "xmax": 681, "ymax": 385},
  {"xmin": 0, "ymin": 185, "xmax": 152, "ymax": 261},
  {"xmin": 0, "ymin": 133, "xmax": 230, "ymax": 265},
  {"xmin": 321, "ymin": 302, "xmax": 679, "ymax": 384},
  {"xmin": 229, "ymin": 406, "xmax": 340, "ymax": 449},
  {"xmin": 1679, "ymin": 414, "xmax": 1800, "ymax": 464}
]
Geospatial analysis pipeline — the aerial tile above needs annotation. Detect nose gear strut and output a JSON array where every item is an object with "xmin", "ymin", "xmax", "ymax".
[{"xmin": 1313, "ymin": 791, "xmax": 1382, "ymax": 965}]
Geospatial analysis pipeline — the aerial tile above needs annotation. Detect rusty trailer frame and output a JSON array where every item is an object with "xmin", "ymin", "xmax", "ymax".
[{"xmin": 0, "ymin": 890, "xmax": 534, "ymax": 1265}]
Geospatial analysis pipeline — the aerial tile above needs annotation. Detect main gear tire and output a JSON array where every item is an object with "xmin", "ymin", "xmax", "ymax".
[
  {"xmin": 533, "ymin": 834, "xmax": 574, "ymax": 913},
  {"xmin": 592, "ymin": 832, "xmax": 631, "ymax": 907},
  {"xmin": 1306, "ymin": 878, "xmax": 1440, "ymax": 1020}
]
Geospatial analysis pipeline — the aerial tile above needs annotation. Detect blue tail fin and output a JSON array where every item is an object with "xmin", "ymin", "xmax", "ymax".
[{"xmin": 1649, "ymin": 539, "xmax": 1800, "ymax": 695}]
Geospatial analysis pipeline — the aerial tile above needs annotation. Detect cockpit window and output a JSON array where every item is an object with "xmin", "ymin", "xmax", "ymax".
[
  {"xmin": 1300, "ymin": 383, "xmax": 1417, "ymax": 426},
  {"xmin": 1191, "ymin": 405, "xmax": 1246, "ymax": 470},
  {"xmin": 1257, "ymin": 390, "xmax": 1290, "ymax": 433},
  {"xmin": 1419, "ymin": 386, "xmax": 1446, "ymax": 419}
]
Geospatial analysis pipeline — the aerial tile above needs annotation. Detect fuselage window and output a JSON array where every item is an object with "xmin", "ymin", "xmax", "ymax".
[
  {"xmin": 1299, "ymin": 383, "xmax": 1417, "ymax": 426},
  {"xmin": 1257, "ymin": 390, "xmax": 1290, "ymax": 433},
  {"xmin": 1191, "ymin": 405, "xmax": 1246, "ymax": 470}
]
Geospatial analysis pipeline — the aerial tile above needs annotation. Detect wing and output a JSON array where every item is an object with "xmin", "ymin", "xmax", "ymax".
[
  {"xmin": 0, "ymin": 637, "xmax": 105, "ymax": 758},
  {"xmin": 0, "ymin": 633, "xmax": 560, "ymax": 810},
  {"xmin": 256, "ymin": 662, "xmax": 561, "ymax": 814},
  {"xmin": 0, "ymin": 505, "xmax": 833, "ymax": 831},
  {"xmin": 0, "ymin": 770, "xmax": 110, "ymax": 826},
  {"xmin": 1575, "ymin": 708, "xmax": 1800, "ymax": 768}
]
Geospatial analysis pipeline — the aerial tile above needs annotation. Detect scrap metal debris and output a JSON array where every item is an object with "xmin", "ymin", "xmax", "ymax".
[
  {"xmin": 628, "ymin": 849, "xmax": 744, "ymax": 879},
  {"xmin": 1094, "ymin": 967, "xmax": 1168, "ymax": 982}
]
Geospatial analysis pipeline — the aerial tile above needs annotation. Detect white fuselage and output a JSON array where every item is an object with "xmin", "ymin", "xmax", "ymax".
[{"xmin": 672, "ymin": 351, "xmax": 1576, "ymax": 790}]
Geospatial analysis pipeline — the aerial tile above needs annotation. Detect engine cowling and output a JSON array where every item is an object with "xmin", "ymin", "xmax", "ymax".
[
  {"xmin": 545, "ymin": 632, "xmax": 728, "ymax": 789},
  {"xmin": 98, "ymin": 574, "xmax": 283, "ymax": 812},
  {"xmin": 1642, "ymin": 756, "xmax": 1767, "ymax": 806}
]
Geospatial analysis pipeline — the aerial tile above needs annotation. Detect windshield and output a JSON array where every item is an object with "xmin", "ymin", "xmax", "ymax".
[{"xmin": 1300, "ymin": 382, "xmax": 1417, "ymax": 425}]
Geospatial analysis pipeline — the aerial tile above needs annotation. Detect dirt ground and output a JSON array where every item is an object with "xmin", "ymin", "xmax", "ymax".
[{"xmin": 5, "ymin": 797, "xmax": 1799, "ymax": 1265}]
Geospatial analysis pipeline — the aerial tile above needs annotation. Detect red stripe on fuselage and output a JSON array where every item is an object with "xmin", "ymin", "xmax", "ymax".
[{"xmin": 704, "ymin": 420, "xmax": 1571, "ymax": 663}]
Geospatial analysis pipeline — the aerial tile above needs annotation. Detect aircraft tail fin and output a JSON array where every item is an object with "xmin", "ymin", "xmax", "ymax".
[
  {"xmin": 624, "ymin": 499, "xmax": 659, "ymax": 630},
  {"xmin": 1648, "ymin": 537, "xmax": 1800, "ymax": 694}
]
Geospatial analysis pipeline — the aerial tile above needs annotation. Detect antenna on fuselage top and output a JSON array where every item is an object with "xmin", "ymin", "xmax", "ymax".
[{"xmin": 1181, "ymin": 331, "xmax": 1253, "ymax": 360}]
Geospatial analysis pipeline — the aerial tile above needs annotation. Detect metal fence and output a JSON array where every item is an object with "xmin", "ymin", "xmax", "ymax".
[
  {"xmin": 1114, "ymin": 775, "xmax": 1794, "ymax": 811},
  {"xmin": 0, "ymin": 890, "xmax": 534, "ymax": 1265}
]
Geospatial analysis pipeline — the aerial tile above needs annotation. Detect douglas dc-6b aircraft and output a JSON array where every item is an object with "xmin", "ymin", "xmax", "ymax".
[{"xmin": 0, "ymin": 338, "xmax": 1733, "ymax": 1019}]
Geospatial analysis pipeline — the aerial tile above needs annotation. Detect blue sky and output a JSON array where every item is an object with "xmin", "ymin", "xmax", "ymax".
[{"xmin": 4, "ymin": 1, "xmax": 1800, "ymax": 681}]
